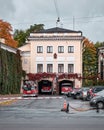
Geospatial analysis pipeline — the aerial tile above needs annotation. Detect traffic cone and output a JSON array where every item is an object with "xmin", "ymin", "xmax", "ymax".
[
  {"xmin": 61, "ymin": 100, "xmax": 67, "ymax": 111},
  {"xmin": 64, "ymin": 100, "xmax": 67, "ymax": 110}
]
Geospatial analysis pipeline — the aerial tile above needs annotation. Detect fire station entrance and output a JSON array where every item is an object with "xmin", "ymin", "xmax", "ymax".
[
  {"xmin": 59, "ymin": 80, "xmax": 73, "ymax": 95},
  {"xmin": 38, "ymin": 80, "xmax": 52, "ymax": 94}
]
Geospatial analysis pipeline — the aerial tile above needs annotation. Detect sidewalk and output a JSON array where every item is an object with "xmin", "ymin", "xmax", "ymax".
[
  {"xmin": 0, "ymin": 94, "xmax": 22, "ymax": 106},
  {"xmin": 0, "ymin": 99, "xmax": 17, "ymax": 106},
  {"xmin": 0, "ymin": 94, "xmax": 22, "ymax": 97}
]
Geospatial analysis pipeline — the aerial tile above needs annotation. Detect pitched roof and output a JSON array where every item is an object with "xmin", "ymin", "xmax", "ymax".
[{"xmin": 36, "ymin": 27, "xmax": 82, "ymax": 33}]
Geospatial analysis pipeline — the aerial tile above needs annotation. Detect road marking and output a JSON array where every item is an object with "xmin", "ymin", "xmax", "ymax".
[{"xmin": 0, "ymin": 96, "xmax": 63, "ymax": 100}]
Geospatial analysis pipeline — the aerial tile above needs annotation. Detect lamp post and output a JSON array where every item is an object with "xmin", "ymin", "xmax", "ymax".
[{"xmin": 100, "ymin": 54, "xmax": 104, "ymax": 80}]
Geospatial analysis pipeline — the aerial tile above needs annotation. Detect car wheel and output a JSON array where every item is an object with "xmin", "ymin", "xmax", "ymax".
[
  {"xmin": 96, "ymin": 102, "xmax": 104, "ymax": 109},
  {"xmin": 86, "ymin": 96, "xmax": 90, "ymax": 101},
  {"xmin": 76, "ymin": 94, "xmax": 80, "ymax": 99}
]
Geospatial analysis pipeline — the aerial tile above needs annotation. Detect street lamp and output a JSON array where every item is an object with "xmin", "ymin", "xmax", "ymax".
[{"xmin": 100, "ymin": 54, "xmax": 104, "ymax": 80}]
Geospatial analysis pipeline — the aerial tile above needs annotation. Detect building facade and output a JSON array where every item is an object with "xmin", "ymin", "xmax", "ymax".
[{"xmin": 19, "ymin": 27, "xmax": 84, "ymax": 94}]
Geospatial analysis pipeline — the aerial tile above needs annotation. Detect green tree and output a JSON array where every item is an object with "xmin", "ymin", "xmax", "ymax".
[
  {"xmin": 14, "ymin": 24, "xmax": 44, "ymax": 47},
  {"xmin": 94, "ymin": 41, "xmax": 104, "ymax": 49},
  {"xmin": 13, "ymin": 30, "xmax": 27, "ymax": 47}
]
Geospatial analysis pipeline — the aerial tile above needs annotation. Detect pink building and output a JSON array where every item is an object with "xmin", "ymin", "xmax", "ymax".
[{"xmin": 19, "ymin": 27, "xmax": 84, "ymax": 94}]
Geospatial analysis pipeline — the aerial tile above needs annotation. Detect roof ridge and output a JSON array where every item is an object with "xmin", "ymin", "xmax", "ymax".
[{"xmin": 36, "ymin": 27, "xmax": 82, "ymax": 33}]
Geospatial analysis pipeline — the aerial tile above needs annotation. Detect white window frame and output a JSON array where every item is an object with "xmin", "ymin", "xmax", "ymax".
[
  {"xmin": 37, "ymin": 64, "xmax": 43, "ymax": 73},
  {"xmin": 47, "ymin": 64, "xmax": 53, "ymax": 73},
  {"xmin": 68, "ymin": 46, "xmax": 74, "ymax": 53},
  {"xmin": 58, "ymin": 46, "xmax": 64, "ymax": 53},
  {"xmin": 68, "ymin": 64, "xmax": 74, "ymax": 73},
  {"xmin": 37, "ymin": 46, "xmax": 43, "ymax": 53},
  {"xmin": 58, "ymin": 64, "xmax": 64, "ymax": 73},
  {"xmin": 47, "ymin": 46, "xmax": 53, "ymax": 53}
]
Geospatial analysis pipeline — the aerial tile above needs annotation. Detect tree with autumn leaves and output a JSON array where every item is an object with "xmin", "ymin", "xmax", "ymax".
[
  {"xmin": 0, "ymin": 19, "xmax": 23, "ymax": 94},
  {"xmin": 82, "ymin": 38, "xmax": 98, "ymax": 86},
  {"xmin": 0, "ymin": 19, "xmax": 18, "ymax": 48}
]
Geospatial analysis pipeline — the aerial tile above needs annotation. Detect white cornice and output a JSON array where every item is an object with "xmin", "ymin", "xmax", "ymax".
[
  {"xmin": 0, "ymin": 42, "xmax": 17, "ymax": 54},
  {"xmin": 28, "ymin": 36, "xmax": 83, "ymax": 41}
]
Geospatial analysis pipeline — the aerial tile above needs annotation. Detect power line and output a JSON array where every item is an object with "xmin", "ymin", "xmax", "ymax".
[
  {"xmin": 74, "ymin": 15, "xmax": 104, "ymax": 20},
  {"xmin": 11, "ymin": 15, "xmax": 104, "ymax": 30}
]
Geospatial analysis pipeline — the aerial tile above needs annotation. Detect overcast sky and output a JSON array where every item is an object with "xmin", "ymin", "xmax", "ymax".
[{"xmin": 0, "ymin": 0, "xmax": 104, "ymax": 43}]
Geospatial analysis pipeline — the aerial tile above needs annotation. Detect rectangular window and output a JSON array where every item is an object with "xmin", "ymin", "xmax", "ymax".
[
  {"xmin": 47, "ymin": 46, "xmax": 53, "ymax": 53},
  {"xmin": 37, "ymin": 64, "xmax": 43, "ymax": 73},
  {"xmin": 47, "ymin": 64, "xmax": 53, "ymax": 73},
  {"xmin": 58, "ymin": 64, "xmax": 64, "ymax": 73},
  {"xmin": 23, "ymin": 58, "xmax": 28, "ymax": 64},
  {"xmin": 68, "ymin": 64, "xmax": 74, "ymax": 73},
  {"xmin": 68, "ymin": 46, "xmax": 74, "ymax": 53},
  {"xmin": 58, "ymin": 46, "xmax": 64, "ymax": 53},
  {"xmin": 37, "ymin": 46, "xmax": 43, "ymax": 53}
]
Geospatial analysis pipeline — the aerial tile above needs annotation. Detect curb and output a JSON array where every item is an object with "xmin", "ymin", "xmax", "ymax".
[{"xmin": 0, "ymin": 96, "xmax": 63, "ymax": 100}]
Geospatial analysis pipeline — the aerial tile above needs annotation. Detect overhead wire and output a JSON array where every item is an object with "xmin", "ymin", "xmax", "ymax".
[
  {"xmin": 53, "ymin": 0, "xmax": 61, "ymax": 25},
  {"xmin": 11, "ymin": 13, "xmax": 104, "ymax": 32},
  {"xmin": 11, "ymin": 15, "xmax": 104, "ymax": 26}
]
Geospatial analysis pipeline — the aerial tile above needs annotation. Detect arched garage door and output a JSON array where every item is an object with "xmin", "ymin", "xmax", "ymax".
[
  {"xmin": 59, "ymin": 80, "xmax": 73, "ymax": 95},
  {"xmin": 38, "ymin": 80, "xmax": 52, "ymax": 94}
]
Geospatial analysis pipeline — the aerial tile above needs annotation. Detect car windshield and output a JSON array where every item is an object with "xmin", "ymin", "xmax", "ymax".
[
  {"xmin": 82, "ymin": 88, "xmax": 89, "ymax": 91},
  {"xmin": 61, "ymin": 83, "xmax": 72, "ymax": 87},
  {"xmin": 93, "ymin": 87, "xmax": 104, "ymax": 93}
]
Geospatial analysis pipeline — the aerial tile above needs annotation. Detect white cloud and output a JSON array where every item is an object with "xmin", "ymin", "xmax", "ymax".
[
  {"xmin": 0, "ymin": 0, "xmax": 104, "ymax": 42},
  {"xmin": 0, "ymin": 0, "xmax": 15, "ymax": 20}
]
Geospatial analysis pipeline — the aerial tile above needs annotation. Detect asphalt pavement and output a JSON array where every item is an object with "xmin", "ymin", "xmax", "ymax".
[
  {"xmin": 0, "ymin": 94, "xmax": 104, "ymax": 116},
  {"xmin": 0, "ymin": 96, "xmax": 104, "ymax": 130}
]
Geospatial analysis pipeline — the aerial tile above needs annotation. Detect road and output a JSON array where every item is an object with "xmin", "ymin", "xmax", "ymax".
[{"xmin": 0, "ymin": 96, "xmax": 104, "ymax": 130}]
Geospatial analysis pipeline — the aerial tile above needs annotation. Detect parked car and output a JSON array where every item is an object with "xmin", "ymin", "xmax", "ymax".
[
  {"xmin": 61, "ymin": 83, "xmax": 73, "ymax": 96},
  {"xmin": 91, "ymin": 89, "xmax": 104, "ymax": 97},
  {"xmin": 80, "ymin": 87, "xmax": 89, "ymax": 100},
  {"xmin": 86, "ymin": 86, "xmax": 104, "ymax": 101},
  {"xmin": 86, "ymin": 87, "xmax": 94, "ymax": 101},
  {"xmin": 90, "ymin": 95, "xmax": 104, "ymax": 109},
  {"xmin": 22, "ymin": 80, "xmax": 38, "ymax": 97},
  {"xmin": 71, "ymin": 88, "xmax": 81, "ymax": 99},
  {"xmin": 41, "ymin": 86, "xmax": 52, "ymax": 93},
  {"xmin": 65, "ymin": 87, "xmax": 73, "ymax": 97}
]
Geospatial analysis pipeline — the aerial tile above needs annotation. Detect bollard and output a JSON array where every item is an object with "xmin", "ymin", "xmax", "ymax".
[
  {"xmin": 66, "ymin": 103, "xmax": 69, "ymax": 113},
  {"xmin": 96, "ymin": 103, "xmax": 99, "ymax": 113}
]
